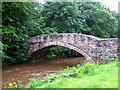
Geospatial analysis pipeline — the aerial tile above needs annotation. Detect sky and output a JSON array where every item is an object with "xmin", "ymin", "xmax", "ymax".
[
  {"xmin": 38, "ymin": 0, "xmax": 120, "ymax": 12},
  {"xmin": 97, "ymin": 0, "xmax": 119, "ymax": 12}
]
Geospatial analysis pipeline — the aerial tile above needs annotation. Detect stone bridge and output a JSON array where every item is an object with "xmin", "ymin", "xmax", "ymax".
[{"xmin": 28, "ymin": 33, "xmax": 118, "ymax": 63}]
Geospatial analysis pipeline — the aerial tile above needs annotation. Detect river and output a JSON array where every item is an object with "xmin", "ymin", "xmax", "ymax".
[{"xmin": 2, "ymin": 57, "xmax": 85, "ymax": 87}]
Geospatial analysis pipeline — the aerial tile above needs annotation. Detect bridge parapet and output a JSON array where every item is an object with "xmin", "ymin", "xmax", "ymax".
[
  {"xmin": 92, "ymin": 38, "xmax": 118, "ymax": 61},
  {"xmin": 29, "ymin": 33, "xmax": 118, "ymax": 62}
]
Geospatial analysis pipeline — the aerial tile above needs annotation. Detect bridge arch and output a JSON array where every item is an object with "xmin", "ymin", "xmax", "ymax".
[
  {"xmin": 30, "ymin": 41, "xmax": 92, "ymax": 61},
  {"xmin": 28, "ymin": 33, "xmax": 118, "ymax": 62}
]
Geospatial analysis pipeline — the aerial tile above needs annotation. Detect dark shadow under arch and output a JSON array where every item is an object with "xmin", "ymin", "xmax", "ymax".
[{"xmin": 30, "ymin": 42, "xmax": 92, "ymax": 61}]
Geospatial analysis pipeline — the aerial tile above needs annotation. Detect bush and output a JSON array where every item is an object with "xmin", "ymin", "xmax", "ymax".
[
  {"xmin": 27, "ymin": 78, "xmax": 46, "ymax": 88},
  {"xmin": 44, "ymin": 74, "xmax": 58, "ymax": 82},
  {"xmin": 82, "ymin": 62, "xmax": 95, "ymax": 74}
]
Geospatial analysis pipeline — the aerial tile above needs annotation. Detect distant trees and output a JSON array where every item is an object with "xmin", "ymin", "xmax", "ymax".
[
  {"xmin": 2, "ymin": 2, "xmax": 38, "ymax": 63},
  {"xmin": 39, "ymin": 2, "xmax": 118, "ymax": 59},
  {"xmin": 2, "ymin": 2, "xmax": 118, "ymax": 63},
  {"xmin": 41, "ymin": 2, "xmax": 118, "ymax": 38}
]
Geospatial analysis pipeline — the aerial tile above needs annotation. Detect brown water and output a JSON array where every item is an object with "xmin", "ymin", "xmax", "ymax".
[{"xmin": 2, "ymin": 57, "xmax": 85, "ymax": 87}]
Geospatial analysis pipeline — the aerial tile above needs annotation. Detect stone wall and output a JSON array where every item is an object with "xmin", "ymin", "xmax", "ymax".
[{"xmin": 28, "ymin": 33, "xmax": 118, "ymax": 62}]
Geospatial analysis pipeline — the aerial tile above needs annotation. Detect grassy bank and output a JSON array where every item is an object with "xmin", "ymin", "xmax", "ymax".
[{"xmin": 27, "ymin": 60, "xmax": 119, "ymax": 88}]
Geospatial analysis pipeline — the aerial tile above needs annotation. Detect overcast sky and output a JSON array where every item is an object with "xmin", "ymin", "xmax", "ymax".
[
  {"xmin": 38, "ymin": 0, "xmax": 120, "ymax": 12},
  {"xmin": 97, "ymin": 0, "xmax": 119, "ymax": 12}
]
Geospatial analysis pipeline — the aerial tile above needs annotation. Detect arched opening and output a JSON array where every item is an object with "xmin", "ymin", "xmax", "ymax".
[
  {"xmin": 31, "ymin": 45, "xmax": 84, "ymax": 60},
  {"xmin": 30, "ymin": 42, "xmax": 92, "ymax": 64},
  {"xmin": 30, "ymin": 45, "xmax": 87, "ymax": 67}
]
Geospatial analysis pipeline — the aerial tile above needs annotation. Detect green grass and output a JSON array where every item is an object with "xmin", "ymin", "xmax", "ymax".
[{"xmin": 27, "ymin": 60, "xmax": 119, "ymax": 88}]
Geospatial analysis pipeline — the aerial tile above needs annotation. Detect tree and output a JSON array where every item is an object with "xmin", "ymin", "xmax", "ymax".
[
  {"xmin": 39, "ymin": 2, "xmax": 118, "ymax": 59},
  {"xmin": 80, "ymin": 2, "xmax": 118, "ymax": 38},
  {"xmin": 41, "ymin": 2, "xmax": 118, "ymax": 38},
  {"xmin": 2, "ymin": 2, "xmax": 37, "ymax": 63},
  {"xmin": 2, "ymin": 1, "xmax": 118, "ymax": 63}
]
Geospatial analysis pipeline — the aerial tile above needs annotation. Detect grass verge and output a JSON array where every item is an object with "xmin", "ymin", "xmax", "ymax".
[{"xmin": 27, "ymin": 60, "xmax": 119, "ymax": 88}]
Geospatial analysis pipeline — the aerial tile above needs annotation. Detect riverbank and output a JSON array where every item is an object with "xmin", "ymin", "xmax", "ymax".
[
  {"xmin": 2, "ymin": 57, "xmax": 85, "ymax": 87},
  {"xmin": 27, "ymin": 60, "xmax": 118, "ymax": 88}
]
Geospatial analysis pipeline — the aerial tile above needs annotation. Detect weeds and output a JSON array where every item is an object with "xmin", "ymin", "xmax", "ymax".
[
  {"xmin": 4, "ymin": 60, "xmax": 118, "ymax": 88},
  {"xmin": 4, "ymin": 81, "xmax": 23, "ymax": 88}
]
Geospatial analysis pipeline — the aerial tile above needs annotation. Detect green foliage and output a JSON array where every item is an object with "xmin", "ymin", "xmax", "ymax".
[
  {"xmin": 46, "ymin": 46, "xmax": 81, "ymax": 59},
  {"xmin": 2, "ymin": 2, "xmax": 118, "ymax": 63},
  {"xmin": 27, "ymin": 61, "xmax": 118, "ymax": 88},
  {"xmin": 82, "ymin": 62, "xmax": 94, "ymax": 74},
  {"xmin": 4, "ymin": 81, "xmax": 23, "ymax": 88},
  {"xmin": 42, "ymin": 2, "xmax": 83, "ymax": 33},
  {"xmin": 46, "ymin": 46, "xmax": 65, "ymax": 59},
  {"xmin": 38, "ymin": 2, "xmax": 118, "ymax": 59},
  {"xmin": 41, "ymin": 2, "xmax": 118, "ymax": 38},
  {"xmin": 46, "ymin": 52, "xmax": 57, "ymax": 59},
  {"xmin": 44, "ymin": 74, "xmax": 58, "ymax": 83},
  {"xmin": 0, "ymin": 42, "xmax": 3, "ymax": 60},
  {"xmin": 2, "ymin": 2, "xmax": 35, "ymax": 63}
]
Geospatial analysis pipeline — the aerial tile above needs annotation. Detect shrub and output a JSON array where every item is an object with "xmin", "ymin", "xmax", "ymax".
[
  {"xmin": 44, "ymin": 74, "xmax": 58, "ymax": 82},
  {"xmin": 82, "ymin": 62, "xmax": 95, "ymax": 74}
]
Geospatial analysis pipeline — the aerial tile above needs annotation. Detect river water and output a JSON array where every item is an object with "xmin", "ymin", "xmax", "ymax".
[{"xmin": 2, "ymin": 57, "xmax": 85, "ymax": 87}]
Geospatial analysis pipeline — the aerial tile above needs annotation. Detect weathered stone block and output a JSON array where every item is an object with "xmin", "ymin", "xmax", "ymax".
[{"xmin": 29, "ymin": 33, "xmax": 118, "ymax": 62}]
